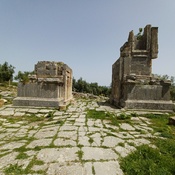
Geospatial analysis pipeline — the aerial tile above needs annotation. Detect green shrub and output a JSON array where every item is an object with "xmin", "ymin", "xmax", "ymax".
[
  {"xmin": 117, "ymin": 113, "xmax": 131, "ymax": 120},
  {"xmin": 120, "ymin": 142, "xmax": 175, "ymax": 175}
]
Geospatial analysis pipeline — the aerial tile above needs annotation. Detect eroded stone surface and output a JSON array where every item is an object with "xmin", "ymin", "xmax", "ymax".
[
  {"xmin": 94, "ymin": 161, "xmax": 123, "ymax": 175},
  {"xmin": 37, "ymin": 147, "xmax": 79, "ymax": 163},
  {"xmin": 82, "ymin": 147, "xmax": 118, "ymax": 160},
  {"xmin": 47, "ymin": 163, "xmax": 85, "ymax": 175},
  {"xmin": 102, "ymin": 136, "xmax": 124, "ymax": 147},
  {"xmin": 120, "ymin": 123, "xmax": 135, "ymax": 131}
]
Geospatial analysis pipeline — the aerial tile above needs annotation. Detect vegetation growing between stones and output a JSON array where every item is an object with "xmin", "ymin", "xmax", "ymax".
[
  {"xmin": 76, "ymin": 150, "xmax": 84, "ymax": 162},
  {"xmin": 142, "ymin": 113, "xmax": 175, "ymax": 139},
  {"xmin": 4, "ymin": 164, "xmax": 25, "ymax": 175},
  {"xmin": 120, "ymin": 140, "xmax": 175, "ymax": 175},
  {"xmin": 86, "ymin": 109, "xmax": 119, "ymax": 126},
  {"xmin": 86, "ymin": 109, "xmax": 134, "ymax": 126},
  {"xmin": 16, "ymin": 152, "xmax": 29, "ymax": 159},
  {"xmin": 120, "ymin": 113, "xmax": 175, "ymax": 175},
  {"xmin": 136, "ymin": 28, "xmax": 143, "ymax": 40}
]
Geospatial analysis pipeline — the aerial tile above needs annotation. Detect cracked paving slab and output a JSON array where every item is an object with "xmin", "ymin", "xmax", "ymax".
[
  {"xmin": 82, "ymin": 147, "xmax": 118, "ymax": 161},
  {"xmin": 37, "ymin": 148, "xmax": 79, "ymax": 163}
]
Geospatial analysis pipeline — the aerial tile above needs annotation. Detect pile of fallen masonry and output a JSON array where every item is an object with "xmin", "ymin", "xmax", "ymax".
[{"xmin": 0, "ymin": 86, "xmax": 17, "ymax": 107}]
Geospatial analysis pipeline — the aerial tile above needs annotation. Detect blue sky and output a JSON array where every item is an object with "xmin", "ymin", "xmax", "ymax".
[{"xmin": 0, "ymin": 0, "xmax": 175, "ymax": 86}]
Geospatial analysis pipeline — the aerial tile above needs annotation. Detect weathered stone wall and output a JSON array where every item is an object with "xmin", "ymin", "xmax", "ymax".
[
  {"xmin": 13, "ymin": 61, "xmax": 72, "ymax": 108},
  {"xmin": 111, "ymin": 25, "xmax": 174, "ymax": 110}
]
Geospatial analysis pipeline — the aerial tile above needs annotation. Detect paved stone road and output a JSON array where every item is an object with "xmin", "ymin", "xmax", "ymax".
[{"xmin": 0, "ymin": 99, "xmax": 160, "ymax": 175}]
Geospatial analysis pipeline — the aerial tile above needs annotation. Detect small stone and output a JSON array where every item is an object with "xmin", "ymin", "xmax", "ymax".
[
  {"xmin": 28, "ymin": 109, "xmax": 39, "ymax": 114},
  {"xmin": 120, "ymin": 123, "xmax": 135, "ymax": 131},
  {"xmin": 169, "ymin": 116, "xmax": 175, "ymax": 125},
  {"xmin": 0, "ymin": 110, "xmax": 14, "ymax": 116},
  {"xmin": 59, "ymin": 105, "xmax": 66, "ymax": 111},
  {"xmin": 14, "ymin": 112, "xmax": 25, "ymax": 117}
]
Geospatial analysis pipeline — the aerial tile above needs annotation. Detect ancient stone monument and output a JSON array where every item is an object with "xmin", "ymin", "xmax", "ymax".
[
  {"xmin": 13, "ymin": 61, "xmax": 73, "ymax": 108},
  {"xmin": 110, "ymin": 24, "xmax": 174, "ymax": 110}
]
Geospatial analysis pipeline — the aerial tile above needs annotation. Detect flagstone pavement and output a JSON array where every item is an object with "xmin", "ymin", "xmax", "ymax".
[{"xmin": 0, "ymin": 99, "xmax": 162, "ymax": 175}]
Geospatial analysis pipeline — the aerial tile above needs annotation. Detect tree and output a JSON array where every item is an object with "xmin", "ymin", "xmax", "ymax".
[
  {"xmin": 72, "ymin": 77, "xmax": 111, "ymax": 97},
  {"xmin": 14, "ymin": 71, "xmax": 34, "ymax": 83},
  {"xmin": 0, "ymin": 62, "xmax": 15, "ymax": 83}
]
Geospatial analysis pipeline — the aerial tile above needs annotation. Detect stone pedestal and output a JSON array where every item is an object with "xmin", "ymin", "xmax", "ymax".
[
  {"xmin": 110, "ymin": 25, "xmax": 174, "ymax": 111},
  {"xmin": 13, "ymin": 61, "xmax": 73, "ymax": 108}
]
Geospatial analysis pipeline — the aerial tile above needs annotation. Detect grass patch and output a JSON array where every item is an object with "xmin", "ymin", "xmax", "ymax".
[
  {"xmin": 76, "ymin": 150, "xmax": 84, "ymax": 161},
  {"xmin": 34, "ymin": 159, "xmax": 45, "ymax": 165},
  {"xmin": 14, "ymin": 146, "xmax": 30, "ymax": 152},
  {"xmin": 33, "ymin": 146, "xmax": 42, "ymax": 151},
  {"xmin": 88, "ymin": 137, "xmax": 94, "ymax": 144},
  {"xmin": 92, "ymin": 165, "xmax": 95, "ymax": 175},
  {"xmin": 143, "ymin": 113, "xmax": 175, "ymax": 139},
  {"xmin": 77, "ymin": 144, "xmax": 83, "ymax": 148},
  {"xmin": 86, "ymin": 110, "xmax": 110, "ymax": 120},
  {"xmin": 127, "ymin": 142, "xmax": 136, "ymax": 147},
  {"xmin": 131, "ymin": 112, "xmax": 138, "ymax": 117},
  {"xmin": 45, "ymin": 111, "xmax": 55, "ymax": 120},
  {"xmin": 120, "ymin": 113, "xmax": 175, "ymax": 175},
  {"xmin": 120, "ymin": 139, "xmax": 175, "ymax": 175},
  {"xmin": 118, "ymin": 142, "xmax": 125, "ymax": 147},
  {"xmin": 4, "ymin": 164, "xmax": 25, "ymax": 175},
  {"xmin": 16, "ymin": 152, "xmax": 29, "ymax": 159},
  {"xmin": 3, "ymin": 114, "xmax": 45, "ymax": 125},
  {"xmin": 117, "ymin": 113, "xmax": 131, "ymax": 120},
  {"xmin": 86, "ymin": 110, "xmax": 119, "ymax": 126},
  {"xmin": 140, "ymin": 130, "xmax": 147, "ymax": 135},
  {"xmin": 27, "ymin": 114, "xmax": 45, "ymax": 123}
]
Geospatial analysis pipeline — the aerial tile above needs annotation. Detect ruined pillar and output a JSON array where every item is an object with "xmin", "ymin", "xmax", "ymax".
[{"xmin": 110, "ymin": 25, "xmax": 174, "ymax": 111}]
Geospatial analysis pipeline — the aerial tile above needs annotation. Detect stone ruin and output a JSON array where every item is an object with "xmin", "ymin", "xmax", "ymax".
[
  {"xmin": 110, "ymin": 24, "xmax": 174, "ymax": 110},
  {"xmin": 13, "ymin": 61, "xmax": 73, "ymax": 108}
]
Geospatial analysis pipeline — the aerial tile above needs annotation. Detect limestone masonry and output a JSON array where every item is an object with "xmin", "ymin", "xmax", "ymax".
[
  {"xmin": 13, "ymin": 61, "xmax": 73, "ymax": 107},
  {"xmin": 110, "ymin": 24, "xmax": 174, "ymax": 110}
]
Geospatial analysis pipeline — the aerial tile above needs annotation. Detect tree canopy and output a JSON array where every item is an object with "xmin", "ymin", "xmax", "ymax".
[
  {"xmin": 0, "ymin": 62, "xmax": 15, "ymax": 83},
  {"xmin": 73, "ymin": 77, "xmax": 111, "ymax": 97}
]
